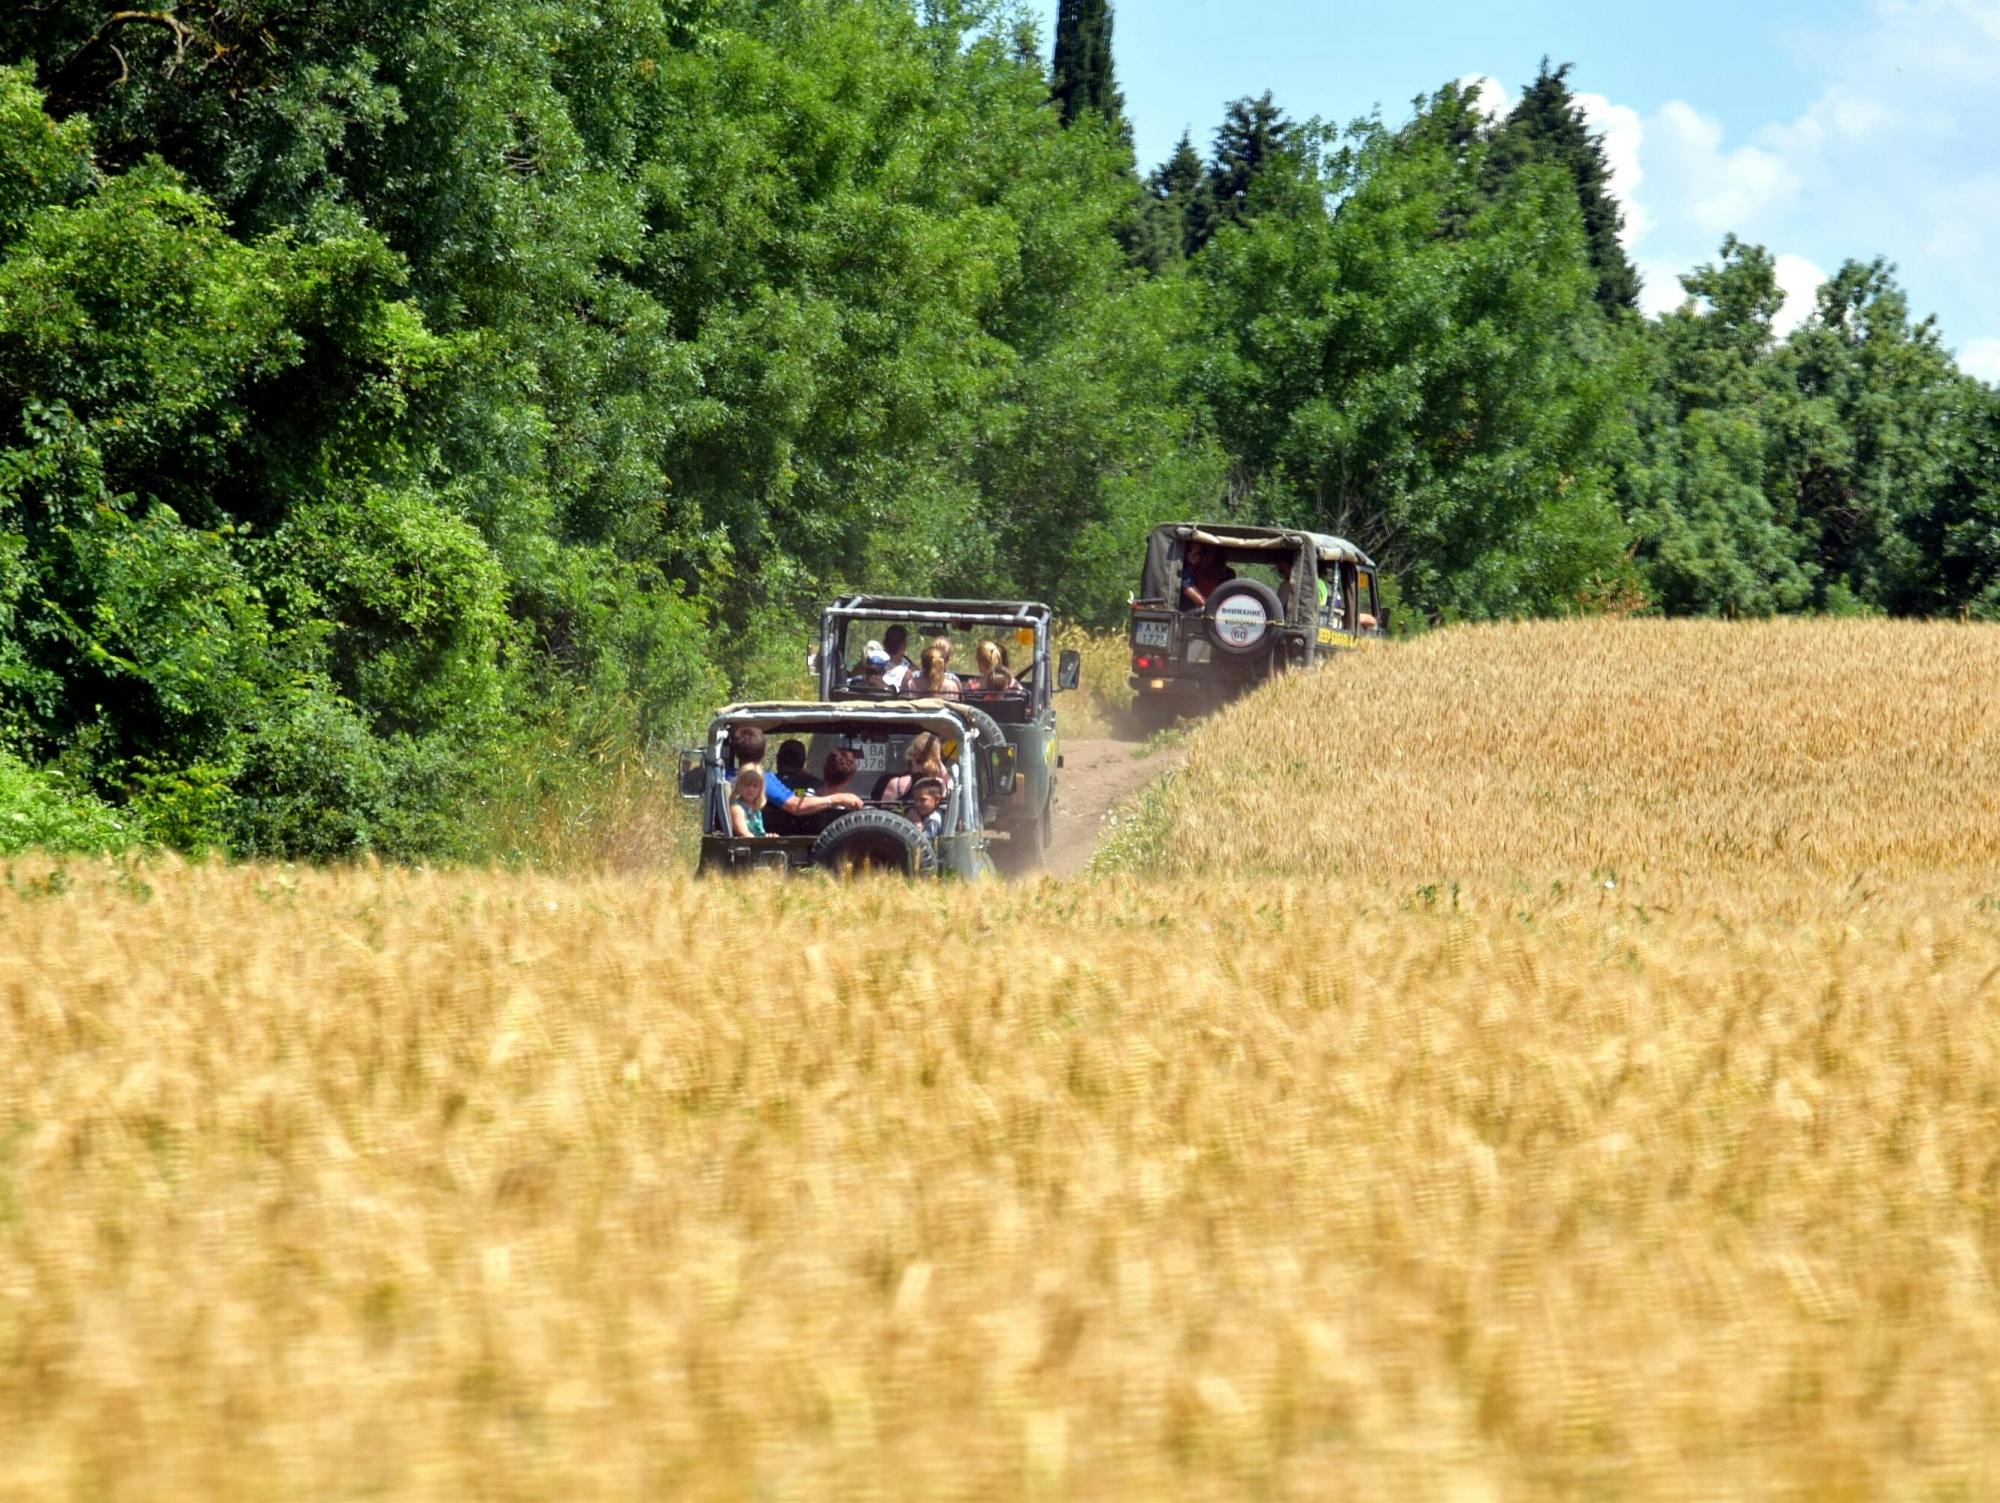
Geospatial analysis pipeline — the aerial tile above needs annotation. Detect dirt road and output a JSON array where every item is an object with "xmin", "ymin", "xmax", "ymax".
[{"xmin": 1043, "ymin": 737, "xmax": 1182, "ymax": 876}]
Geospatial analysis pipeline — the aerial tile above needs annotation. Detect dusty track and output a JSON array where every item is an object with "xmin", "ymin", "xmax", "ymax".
[{"xmin": 1042, "ymin": 736, "xmax": 1182, "ymax": 876}]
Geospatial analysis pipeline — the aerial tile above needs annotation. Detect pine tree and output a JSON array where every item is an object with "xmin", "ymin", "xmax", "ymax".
[
  {"xmin": 1051, "ymin": 0, "xmax": 1121, "ymax": 130},
  {"xmin": 1147, "ymin": 130, "xmax": 1211, "ymax": 260},
  {"xmin": 1485, "ymin": 61, "xmax": 1640, "ymax": 313},
  {"xmin": 1200, "ymin": 93, "xmax": 1292, "ymax": 248}
]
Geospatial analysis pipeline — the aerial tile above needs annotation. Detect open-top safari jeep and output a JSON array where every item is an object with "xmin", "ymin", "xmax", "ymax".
[
  {"xmin": 680, "ymin": 699, "xmax": 1016, "ymax": 879},
  {"xmin": 813, "ymin": 596, "xmax": 1080, "ymax": 873},
  {"xmin": 1127, "ymin": 522, "xmax": 1383, "ymax": 729}
]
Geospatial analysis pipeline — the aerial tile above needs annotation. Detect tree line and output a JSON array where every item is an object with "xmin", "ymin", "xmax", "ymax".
[{"xmin": 0, "ymin": 0, "xmax": 1993, "ymax": 858}]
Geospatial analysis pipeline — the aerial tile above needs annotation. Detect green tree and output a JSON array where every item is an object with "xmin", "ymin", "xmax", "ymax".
[
  {"xmin": 1895, "ymin": 381, "xmax": 2000, "ymax": 616},
  {"xmin": 1147, "ymin": 130, "xmax": 1211, "ymax": 261},
  {"xmin": 1772, "ymin": 259, "xmax": 1967, "ymax": 608},
  {"xmin": 1197, "ymin": 92, "xmax": 1293, "ymax": 250},
  {"xmin": 1624, "ymin": 238, "xmax": 1816, "ymax": 615},
  {"xmin": 1194, "ymin": 89, "xmax": 1634, "ymax": 619},
  {"xmin": 1051, "ymin": 0, "xmax": 1120, "ymax": 130},
  {"xmin": 1485, "ymin": 61, "xmax": 1640, "ymax": 313}
]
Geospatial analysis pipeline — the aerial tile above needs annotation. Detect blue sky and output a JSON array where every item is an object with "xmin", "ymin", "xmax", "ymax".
[{"xmin": 1024, "ymin": 1, "xmax": 2000, "ymax": 380}]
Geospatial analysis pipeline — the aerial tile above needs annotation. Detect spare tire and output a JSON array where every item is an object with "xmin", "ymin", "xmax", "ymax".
[
  {"xmin": 949, "ymin": 700, "xmax": 1006, "ymax": 756},
  {"xmin": 810, "ymin": 808, "xmax": 938, "ymax": 878},
  {"xmin": 946, "ymin": 702, "xmax": 1007, "ymax": 809},
  {"xmin": 1204, "ymin": 578, "xmax": 1284, "ymax": 657}
]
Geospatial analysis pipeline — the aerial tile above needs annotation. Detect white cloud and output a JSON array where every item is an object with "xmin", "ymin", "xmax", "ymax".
[
  {"xmin": 1575, "ymin": 92, "xmax": 1651, "ymax": 245},
  {"xmin": 1961, "ymin": 336, "xmax": 2000, "ymax": 383},
  {"xmin": 1456, "ymin": 73, "xmax": 1508, "ymax": 125},
  {"xmin": 1637, "ymin": 258, "xmax": 1691, "ymax": 319},
  {"xmin": 1651, "ymin": 101, "xmax": 1803, "ymax": 234},
  {"xmin": 1773, "ymin": 253, "xmax": 1828, "ymax": 337},
  {"xmin": 1760, "ymin": 89, "xmax": 1897, "ymax": 155}
]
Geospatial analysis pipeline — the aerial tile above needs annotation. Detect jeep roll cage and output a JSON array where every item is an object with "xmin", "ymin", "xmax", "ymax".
[
  {"xmin": 682, "ymin": 697, "xmax": 1016, "ymax": 835},
  {"xmin": 814, "ymin": 595, "xmax": 1078, "ymax": 712}
]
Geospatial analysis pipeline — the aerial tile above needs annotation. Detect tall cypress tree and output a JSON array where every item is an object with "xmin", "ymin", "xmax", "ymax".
[
  {"xmin": 1484, "ymin": 61, "xmax": 1640, "ymax": 313},
  {"xmin": 1051, "ymin": 0, "xmax": 1121, "ymax": 130}
]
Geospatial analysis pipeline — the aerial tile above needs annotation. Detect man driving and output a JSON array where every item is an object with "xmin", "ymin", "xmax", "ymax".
[
  {"xmin": 1180, "ymin": 542, "xmax": 1233, "ymax": 610},
  {"xmin": 880, "ymin": 625, "xmax": 915, "ymax": 690}
]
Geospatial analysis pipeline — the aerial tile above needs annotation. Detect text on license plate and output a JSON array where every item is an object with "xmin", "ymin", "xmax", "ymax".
[{"xmin": 1134, "ymin": 621, "xmax": 1171, "ymax": 648}]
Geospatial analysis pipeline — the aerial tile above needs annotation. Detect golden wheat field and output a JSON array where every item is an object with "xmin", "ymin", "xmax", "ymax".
[
  {"xmin": 5, "ymin": 619, "xmax": 2000, "ymax": 1500},
  {"xmin": 1103, "ymin": 616, "xmax": 2000, "ymax": 882}
]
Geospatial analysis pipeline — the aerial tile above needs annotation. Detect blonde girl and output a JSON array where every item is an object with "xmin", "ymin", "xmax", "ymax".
[
  {"xmin": 729, "ymin": 765, "xmax": 768, "ymax": 838},
  {"xmin": 880, "ymin": 732, "xmax": 950, "ymax": 802},
  {"xmin": 974, "ymin": 638, "xmax": 1015, "ymax": 692},
  {"xmin": 906, "ymin": 643, "xmax": 961, "ymax": 700}
]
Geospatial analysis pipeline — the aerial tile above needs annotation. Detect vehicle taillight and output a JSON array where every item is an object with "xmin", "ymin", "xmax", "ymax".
[{"xmin": 1133, "ymin": 654, "xmax": 1155, "ymax": 671}]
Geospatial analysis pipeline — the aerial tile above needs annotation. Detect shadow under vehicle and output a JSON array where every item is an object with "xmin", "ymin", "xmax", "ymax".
[
  {"xmin": 1126, "ymin": 522, "xmax": 1385, "ymax": 730},
  {"xmin": 813, "ymin": 596, "xmax": 1080, "ymax": 874},
  {"xmin": 680, "ymin": 700, "xmax": 1017, "ymax": 879}
]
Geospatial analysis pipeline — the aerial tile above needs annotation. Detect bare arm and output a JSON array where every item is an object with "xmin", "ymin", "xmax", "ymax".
[
  {"xmin": 784, "ymin": 790, "xmax": 862, "ymax": 816},
  {"xmin": 729, "ymin": 804, "xmax": 755, "ymax": 837}
]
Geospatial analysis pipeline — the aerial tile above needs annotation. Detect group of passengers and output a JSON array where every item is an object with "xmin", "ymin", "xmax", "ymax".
[
  {"xmin": 725, "ymin": 723, "xmax": 951, "ymax": 842},
  {"xmin": 724, "ymin": 724, "xmax": 862, "ymax": 840},
  {"xmin": 844, "ymin": 625, "xmax": 1021, "ymax": 700}
]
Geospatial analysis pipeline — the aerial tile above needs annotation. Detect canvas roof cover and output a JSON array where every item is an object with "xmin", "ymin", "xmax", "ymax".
[
  {"xmin": 1139, "ymin": 522, "xmax": 1375, "ymax": 598},
  {"xmin": 710, "ymin": 699, "xmax": 986, "ymax": 741}
]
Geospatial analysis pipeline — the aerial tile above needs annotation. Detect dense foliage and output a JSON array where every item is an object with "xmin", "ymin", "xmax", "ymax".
[{"xmin": 0, "ymin": 7, "xmax": 1992, "ymax": 856}]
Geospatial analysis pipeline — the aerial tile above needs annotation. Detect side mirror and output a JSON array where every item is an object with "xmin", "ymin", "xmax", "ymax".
[
  {"xmin": 1378, "ymin": 607, "xmax": 1392, "ymax": 633},
  {"xmin": 983, "ymin": 743, "xmax": 1019, "ymax": 797},
  {"xmin": 678, "ymin": 751, "xmax": 706, "ymax": 800},
  {"xmin": 1056, "ymin": 649, "xmax": 1081, "ymax": 692}
]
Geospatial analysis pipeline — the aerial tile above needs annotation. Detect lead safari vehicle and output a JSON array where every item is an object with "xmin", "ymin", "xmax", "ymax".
[
  {"xmin": 680, "ymin": 700, "xmax": 1017, "ymax": 878},
  {"xmin": 813, "ymin": 595, "xmax": 1080, "ymax": 872},
  {"xmin": 1127, "ymin": 522, "xmax": 1384, "ymax": 728}
]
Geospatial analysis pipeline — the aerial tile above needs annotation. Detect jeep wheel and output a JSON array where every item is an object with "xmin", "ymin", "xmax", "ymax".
[
  {"xmin": 948, "ymin": 702, "xmax": 1008, "ymax": 812},
  {"xmin": 810, "ymin": 808, "xmax": 938, "ymax": 878},
  {"xmin": 950, "ymin": 700, "xmax": 1006, "ymax": 754},
  {"xmin": 995, "ymin": 800, "xmax": 1050, "ymax": 877},
  {"xmin": 1203, "ymin": 578, "xmax": 1284, "ymax": 657}
]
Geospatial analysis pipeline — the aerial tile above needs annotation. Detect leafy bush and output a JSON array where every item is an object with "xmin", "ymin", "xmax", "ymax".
[{"xmin": 0, "ymin": 749, "xmax": 129, "ymax": 854}]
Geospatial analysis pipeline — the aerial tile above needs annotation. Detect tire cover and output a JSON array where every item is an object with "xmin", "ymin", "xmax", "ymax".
[
  {"xmin": 947, "ymin": 701, "xmax": 1007, "ymax": 809},
  {"xmin": 1204, "ymin": 578, "xmax": 1283, "ymax": 656},
  {"xmin": 949, "ymin": 701, "xmax": 1007, "ymax": 756},
  {"xmin": 810, "ymin": 807, "xmax": 937, "ymax": 877}
]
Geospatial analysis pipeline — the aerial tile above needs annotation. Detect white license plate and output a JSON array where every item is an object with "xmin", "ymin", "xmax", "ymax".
[
  {"xmin": 1134, "ymin": 621, "xmax": 1171, "ymax": 648},
  {"xmin": 854, "ymin": 742, "xmax": 891, "ymax": 772}
]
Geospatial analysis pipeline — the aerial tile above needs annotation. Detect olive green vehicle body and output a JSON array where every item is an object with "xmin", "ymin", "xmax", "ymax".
[
  {"xmin": 814, "ymin": 596, "xmax": 1079, "ymax": 873},
  {"xmin": 1126, "ymin": 522, "xmax": 1385, "ymax": 725},
  {"xmin": 680, "ymin": 700, "xmax": 1015, "ymax": 880}
]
